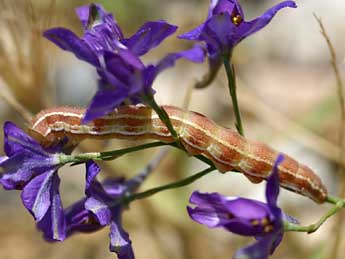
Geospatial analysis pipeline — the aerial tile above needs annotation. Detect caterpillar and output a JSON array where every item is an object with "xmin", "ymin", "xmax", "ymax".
[{"xmin": 28, "ymin": 105, "xmax": 328, "ymax": 203}]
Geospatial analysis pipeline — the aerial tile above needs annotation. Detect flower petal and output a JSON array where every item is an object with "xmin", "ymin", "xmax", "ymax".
[
  {"xmin": 109, "ymin": 212, "xmax": 135, "ymax": 259},
  {"xmin": 77, "ymin": 3, "xmax": 123, "ymax": 39},
  {"xmin": 266, "ymin": 154, "xmax": 284, "ymax": 208},
  {"xmin": 65, "ymin": 198, "xmax": 103, "ymax": 236},
  {"xmin": 155, "ymin": 44, "xmax": 205, "ymax": 74},
  {"xmin": 85, "ymin": 160, "xmax": 101, "ymax": 192},
  {"xmin": 82, "ymin": 86, "xmax": 128, "ymax": 123},
  {"xmin": 85, "ymin": 196, "xmax": 112, "ymax": 226},
  {"xmin": 4, "ymin": 121, "xmax": 46, "ymax": 156},
  {"xmin": 43, "ymin": 28, "xmax": 100, "ymax": 66},
  {"xmin": 0, "ymin": 152, "xmax": 55, "ymax": 190},
  {"xmin": 75, "ymin": 4, "xmax": 91, "ymax": 28},
  {"xmin": 234, "ymin": 231, "xmax": 283, "ymax": 259},
  {"xmin": 212, "ymin": 0, "xmax": 236, "ymax": 16},
  {"xmin": 238, "ymin": 1, "xmax": 297, "ymax": 42},
  {"xmin": 21, "ymin": 170, "xmax": 56, "ymax": 221},
  {"xmin": 124, "ymin": 20, "xmax": 177, "ymax": 56},
  {"xmin": 190, "ymin": 191, "xmax": 268, "ymax": 219},
  {"xmin": 200, "ymin": 13, "xmax": 235, "ymax": 54},
  {"xmin": 187, "ymin": 205, "xmax": 229, "ymax": 228},
  {"xmin": 36, "ymin": 172, "xmax": 66, "ymax": 241},
  {"xmin": 179, "ymin": 23, "xmax": 205, "ymax": 41}
]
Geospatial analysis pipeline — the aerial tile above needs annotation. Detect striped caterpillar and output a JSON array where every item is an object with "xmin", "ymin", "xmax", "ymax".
[{"xmin": 28, "ymin": 105, "xmax": 328, "ymax": 203}]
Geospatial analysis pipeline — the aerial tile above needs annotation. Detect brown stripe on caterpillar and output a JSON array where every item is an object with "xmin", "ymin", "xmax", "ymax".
[{"xmin": 28, "ymin": 105, "xmax": 328, "ymax": 203}]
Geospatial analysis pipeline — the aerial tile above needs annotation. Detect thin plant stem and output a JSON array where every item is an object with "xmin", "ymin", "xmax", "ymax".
[
  {"xmin": 128, "ymin": 166, "xmax": 216, "ymax": 201},
  {"xmin": 60, "ymin": 141, "xmax": 169, "ymax": 164},
  {"xmin": 285, "ymin": 199, "xmax": 345, "ymax": 233},
  {"xmin": 144, "ymin": 95, "xmax": 179, "ymax": 141},
  {"xmin": 314, "ymin": 14, "xmax": 345, "ymax": 259},
  {"xmin": 223, "ymin": 57, "xmax": 245, "ymax": 136}
]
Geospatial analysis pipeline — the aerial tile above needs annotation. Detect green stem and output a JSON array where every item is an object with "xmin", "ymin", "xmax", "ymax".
[
  {"xmin": 59, "ymin": 141, "xmax": 168, "ymax": 164},
  {"xmin": 143, "ymin": 95, "xmax": 179, "ymax": 141},
  {"xmin": 223, "ymin": 57, "xmax": 244, "ymax": 136},
  {"xmin": 128, "ymin": 166, "xmax": 216, "ymax": 201},
  {"xmin": 326, "ymin": 195, "xmax": 342, "ymax": 204},
  {"xmin": 284, "ymin": 199, "xmax": 345, "ymax": 233},
  {"xmin": 59, "ymin": 140, "xmax": 216, "ymax": 170}
]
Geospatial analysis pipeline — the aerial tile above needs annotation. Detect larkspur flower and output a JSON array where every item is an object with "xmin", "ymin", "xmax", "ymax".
[
  {"xmin": 179, "ymin": 0, "xmax": 297, "ymax": 88},
  {"xmin": 62, "ymin": 161, "xmax": 148, "ymax": 259},
  {"xmin": 44, "ymin": 3, "xmax": 205, "ymax": 123},
  {"xmin": 188, "ymin": 154, "xmax": 294, "ymax": 259},
  {"xmin": 0, "ymin": 122, "xmax": 67, "ymax": 241},
  {"xmin": 44, "ymin": 3, "xmax": 177, "ymax": 66}
]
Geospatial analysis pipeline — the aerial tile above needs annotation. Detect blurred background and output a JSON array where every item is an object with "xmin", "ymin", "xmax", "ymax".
[{"xmin": 0, "ymin": 0, "xmax": 344, "ymax": 258}]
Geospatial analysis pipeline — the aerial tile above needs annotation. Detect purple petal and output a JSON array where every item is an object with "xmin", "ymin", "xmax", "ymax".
[
  {"xmin": 155, "ymin": 44, "xmax": 205, "ymax": 74},
  {"xmin": 187, "ymin": 205, "xmax": 260, "ymax": 236},
  {"xmin": 187, "ymin": 205, "xmax": 230, "ymax": 228},
  {"xmin": 200, "ymin": 13, "xmax": 235, "ymax": 54},
  {"xmin": 85, "ymin": 196, "xmax": 112, "ymax": 226},
  {"xmin": 223, "ymin": 218, "xmax": 267, "ymax": 236},
  {"xmin": 234, "ymin": 236, "xmax": 272, "ymax": 259},
  {"xmin": 109, "ymin": 212, "xmax": 135, "ymax": 259},
  {"xmin": 4, "ymin": 121, "xmax": 45, "ymax": 156},
  {"xmin": 65, "ymin": 198, "xmax": 103, "ymax": 236},
  {"xmin": 187, "ymin": 204, "xmax": 268, "ymax": 236},
  {"xmin": 0, "ymin": 152, "xmax": 56, "ymax": 190},
  {"xmin": 85, "ymin": 161, "xmax": 101, "ymax": 192},
  {"xmin": 266, "ymin": 154, "xmax": 284, "ymax": 208},
  {"xmin": 212, "ymin": 0, "xmax": 236, "ymax": 15},
  {"xmin": 76, "ymin": 4, "xmax": 123, "ymax": 39},
  {"xmin": 235, "ymin": 231, "xmax": 283, "ymax": 259},
  {"xmin": 21, "ymin": 170, "xmax": 56, "ymax": 221},
  {"xmin": 238, "ymin": 1, "xmax": 297, "ymax": 41},
  {"xmin": 36, "ymin": 172, "xmax": 66, "ymax": 241},
  {"xmin": 124, "ymin": 20, "xmax": 177, "ymax": 56},
  {"xmin": 43, "ymin": 28, "xmax": 100, "ymax": 66},
  {"xmin": 82, "ymin": 87, "xmax": 128, "ymax": 123},
  {"xmin": 75, "ymin": 4, "xmax": 91, "ymax": 28},
  {"xmin": 224, "ymin": 198, "xmax": 269, "ymax": 219},
  {"xmin": 190, "ymin": 191, "xmax": 269, "ymax": 219},
  {"xmin": 104, "ymin": 50, "xmax": 144, "ymax": 74},
  {"xmin": 179, "ymin": 23, "xmax": 205, "ymax": 41},
  {"xmin": 101, "ymin": 178, "xmax": 128, "ymax": 197}
]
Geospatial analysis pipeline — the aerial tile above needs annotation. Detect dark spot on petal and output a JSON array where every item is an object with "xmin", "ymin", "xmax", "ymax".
[{"xmin": 225, "ymin": 212, "xmax": 234, "ymax": 219}]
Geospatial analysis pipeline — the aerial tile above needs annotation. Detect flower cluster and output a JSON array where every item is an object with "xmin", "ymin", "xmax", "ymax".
[
  {"xmin": 0, "ymin": 122, "xmax": 141, "ymax": 258},
  {"xmin": 0, "ymin": 1, "xmax": 299, "ymax": 259}
]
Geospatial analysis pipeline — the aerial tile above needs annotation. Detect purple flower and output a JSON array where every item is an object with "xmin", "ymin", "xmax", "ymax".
[
  {"xmin": 44, "ymin": 3, "xmax": 205, "ymax": 123},
  {"xmin": 188, "ymin": 154, "xmax": 292, "ymax": 259},
  {"xmin": 44, "ymin": 3, "xmax": 177, "ymax": 66},
  {"xmin": 0, "ymin": 122, "xmax": 66, "ymax": 241},
  {"xmin": 179, "ymin": 0, "xmax": 297, "ymax": 88},
  {"xmin": 63, "ymin": 161, "xmax": 140, "ymax": 259}
]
